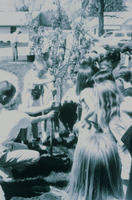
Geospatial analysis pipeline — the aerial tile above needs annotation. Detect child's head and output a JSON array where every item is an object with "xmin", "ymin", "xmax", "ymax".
[
  {"xmin": 76, "ymin": 67, "xmax": 94, "ymax": 96},
  {"xmin": 97, "ymin": 46, "xmax": 121, "ymax": 71},
  {"xmin": 68, "ymin": 132, "xmax": 123, "ymax": 200},
  {"xmin": 0, "ymin": 70, "xmax": 18, "ymax": 109},
  {"xmin": 0, "ymin": 81, "xmax": 16, "ymax": 106},
  {"xmin": 93, "ymin": 70, "xmax": 115, "ymax": 84},
  {"xmin": 33, "ymin": 58, "xmax": 48, "ymax": 78},
  {"xmin": 114, "ymin": 67, "xmax": 132, "ymax": 94},
  {"xmin": 79, "ymin": 53, "xmax": 99, "ymax": 73}
]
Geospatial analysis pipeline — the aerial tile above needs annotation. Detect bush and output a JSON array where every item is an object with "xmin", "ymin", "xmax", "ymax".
[{"xmin": 0, "ymin": 40, "xmax": 10, "ymax": 48}]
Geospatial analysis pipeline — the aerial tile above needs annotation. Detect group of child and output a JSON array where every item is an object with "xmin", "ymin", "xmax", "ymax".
[
  {"xmin": 0, "ymin": 40, "xmax": 131, "ymax": 200},
  {"xmin": 58, "ymin": 43, "xmax": 132, "ymax": 200},
  {"xmin": 0, "ymin": 56, "xmax": 58, "ymax": 199}
]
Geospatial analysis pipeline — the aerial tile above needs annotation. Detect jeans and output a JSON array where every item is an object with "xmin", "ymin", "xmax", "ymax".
[{"xmin": 0, "ymin": 142, "xmax": 40, "ymax": 179}]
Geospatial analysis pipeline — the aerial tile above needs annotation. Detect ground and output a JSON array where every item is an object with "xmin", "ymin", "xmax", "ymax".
[{"xmin": 0, "ymin": 58, "xmax": 75, "ymax": 200}]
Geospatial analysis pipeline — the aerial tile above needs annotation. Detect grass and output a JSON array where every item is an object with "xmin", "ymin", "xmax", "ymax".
[{"xmin": 0, "ymin": 42, "xmax": 28, "ymax": 48}]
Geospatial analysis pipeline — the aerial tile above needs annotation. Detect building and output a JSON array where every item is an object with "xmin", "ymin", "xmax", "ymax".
[
  {"xmin": 0, "ymin": 12, "xmax": 28, "ymax": 34},
  {"xmin": 85, "ymin": 12, "xmax": 132, "ymax": 36},
  {"xmin": 0, "ymin": 11, "xmax": 39, "ymax": 43}
]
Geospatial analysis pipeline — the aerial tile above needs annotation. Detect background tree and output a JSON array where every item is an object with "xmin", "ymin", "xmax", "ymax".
[
  {"xmin": 104, "ymin": 0, "xmax": 126, "ymax": 11},
  {"xmin": 15, "ymin": 0, "xmax": 43, "ymax": 12},
  {"xmin": 98, "ymin": 0, "xmax": 104, "ymax": 36},
  {"xmin": 48, "ymin": 0, "xmax": 70, "ymax": 103},
  {"xmin": 88, "ymin": 0, "xmax": 126, "ymax": 16},
  {"xmin": 52, "ymin": 0, "xmax": 71, "ymax": 30},
  {"xmin": 15, "ymin": 0, "xmax": 29, "ymax": 11},
  {"xmin": 15, "ymin": 0, "xmax": 71, "ymax": 102},
  {"xmin": 15, "ymin": 0, "xmax": 44, "ymax": 57},
  {"xmin": 82, "ymin": 0, "xmax": 126, "ymax": 36}
]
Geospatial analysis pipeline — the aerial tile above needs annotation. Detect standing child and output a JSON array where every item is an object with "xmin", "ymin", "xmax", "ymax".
[
  {"xmin": 20, "ymin": 57, "xmax": 56, "ymax": 146},
  {"xmin": 66, "ymin": 131, "xmax": 124, "ymax": 200}
]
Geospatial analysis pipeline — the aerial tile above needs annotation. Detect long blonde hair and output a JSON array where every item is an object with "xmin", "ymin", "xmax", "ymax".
[
  {"xmin": 76, "ymin": 68, "xmax": 94, "ymax": 96},
  {"xmin": 94, "ymin": 79, "xmax": 122, "ymax": 133},
  {"xmin": 67, "ymin": 132, "xmax": 123, "ymax": 200}
]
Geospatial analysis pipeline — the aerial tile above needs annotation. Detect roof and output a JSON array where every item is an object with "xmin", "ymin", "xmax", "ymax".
[
  {"xmin": 0, "ymin": 11, "xmax": 131, "ymax": 29},
  {"xmin": 0, "ymin": 11, "xmax": 71, "ymax": 29},
  {"xmin": 0, "ymin": 11, "xmax": 39, "ymax": 26},
  {"xmin": 104, "ymin": 12, "xmax": 132, "ymax": 25},
  {"xmin": 85, "ymin": 12, "xmax": 132, "ymax": 28}
]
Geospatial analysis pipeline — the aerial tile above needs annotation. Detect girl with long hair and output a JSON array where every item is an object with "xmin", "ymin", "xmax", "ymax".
[
  {"xmin": 94, "ymin": 79, "xmax": 122, "ymax": 137},
  {"xmin": 77, "ymin": 70, "xmax": 117, "ymax": 132},
  {"xmin": 67, "ymin": 131, "xmax": 124, "ymax": 200},
  {"xmin": 75, "ymin": 54, "xmax": 99, "ymax": 122},
  {"xmin": 79, "ymin": 70, "xmax": 123, "ymax": 140},
  {"xmin": 93, "ymin": 69, "xmax": 132, "ymax": 141},
  {"xmin": 80, "ymin": 70, "xmax": 131, "ymax": 181},
  {"xmin": 76, "ymin": 67, "xmax": 94, "ymax": 96},
  {"xmin": 72, "ymin": 60, "xmax": 97, "ymax": 137}
]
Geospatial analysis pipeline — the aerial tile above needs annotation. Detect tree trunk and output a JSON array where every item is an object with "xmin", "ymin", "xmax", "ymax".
[
  {"xmin": 59, "ymin": 78, "xmax": 64, "ymax": 103},
  {"xmin": 98, "ymin": 0, "xmax": 104, "ymax": 36}
]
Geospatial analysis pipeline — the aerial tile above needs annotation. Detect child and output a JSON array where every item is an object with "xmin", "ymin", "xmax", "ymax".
[
  {"xmin": 114, "ymin": 66, "xmax": 132, "ymax": 97},
  {"xmin": 67, "ymin": 131, "xmax": 124, "ymax": 200},
  {"xmin": 0, "ymin": 71, "xmax": 55, "ymax": 183},
  {"xmin": 73, "ymin": 57, "xmax": 97, "ymax": 135},
  {"xmin": 76, "ymin": 68, "xmax": 131, "ymax": 180},
  {"xmin": 20, "ymin": 57, "xmax": 56, "ymax": 145},
  {"xmin": 94, "ymin": 77, "xmax": 132, "ymax": 180}
]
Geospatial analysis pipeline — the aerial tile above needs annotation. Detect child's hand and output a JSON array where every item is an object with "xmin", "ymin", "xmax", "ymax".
[
  {"xmin": 51, "ymin": 102, "xmax": 60, "ymax": 111},
  {"xmin": 46, "ymin": 110, "xmax": 56, "ymax": 119}
]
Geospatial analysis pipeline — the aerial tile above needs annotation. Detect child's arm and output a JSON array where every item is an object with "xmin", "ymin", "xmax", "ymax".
[
  {"xmin": 33, "ymin": 76, "xmax": 54, "ymax": 85},
  {"xmin": 18, "ymin": 103, "xmax": 55, "ymax": 115},
  {"xmin": 29, "ymin": 110, "xmax": 55, "ymax": 124}
]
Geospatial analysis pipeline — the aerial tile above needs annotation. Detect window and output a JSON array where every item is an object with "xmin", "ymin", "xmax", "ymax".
[
  {"xmin": 114, "ymin": 33, "xmax": 124, "ymax": 37},
  {"xmin": 103, "ymin": 32, "xmax": 113, "ymax": 38},
  {"xmin": 10, "ymin": 27, "xmax": 16, "ymax": 33},
  {"xmin": 127, "ymin": 32, "xmax": 132, "ymax": 37}
]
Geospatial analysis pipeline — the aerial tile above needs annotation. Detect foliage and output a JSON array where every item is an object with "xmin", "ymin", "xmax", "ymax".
[
  {"xmin": 15, "ymin": 0, "xmax": 70, "ymax": 102},
  {"xmin": 40, "ymin": 1, "xmax": 72, "ymax": 102},
  {"xmin": 52, "ymin": 3, "xmax": 71, "ymax": 30},
  {"xmin": 15, "ymin": 0, "xmax": 43, "ymax": 12},
  {"xmin": 104, "ymin": 0, "xmax": 127, "ymax": 12},
  {"xmin": 14, "ymin": 0, "xmax": 101, "ymax": 97},
  {"xmin": 26, "ymin": 13, "xmax": 40, "ymax": 55},
  {"xmin": 87, "ymin": 0, "xmax": 126, "ymax": 17},
  {"xmin": 67, "ymin": 20, "xmax": 95, "ymax": 80},
  {"xmin": 16, "ymin": 5, "xmax": 29, "ymax": 11},
  {"xmin": 47, "ymin": 28, "xmax": 68, "ymax": 102},
  {"xmin": 15, "ymin": 0, "xmax": 29, "ymax": 11},
  {"xmin": 15, "ymin": 0, "xmax": 42, "ymax": 55},
  {"xmin": 81, "ymin": 0, "xmax": 126, "ymax": 37},
  {"xmin": 81, "ymin": 0, "xmax": 90, "ymax": 18}
]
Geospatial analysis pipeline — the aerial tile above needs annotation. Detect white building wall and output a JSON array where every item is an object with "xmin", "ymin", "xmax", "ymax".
[{"xmin": 0, "ymin": 27, "xmax": 10, "ymax": 34}]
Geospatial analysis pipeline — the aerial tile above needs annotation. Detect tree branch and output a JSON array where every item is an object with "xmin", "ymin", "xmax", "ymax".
[{"xmin": 104, "ymin": 2, "xmax": 113, "ymax": 10}]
